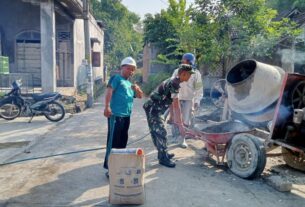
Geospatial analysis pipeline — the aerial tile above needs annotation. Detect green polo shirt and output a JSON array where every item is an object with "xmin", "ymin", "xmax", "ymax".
[{"xmin": 108, "ymin": 74, "xmax": 135, "ymax": 117}]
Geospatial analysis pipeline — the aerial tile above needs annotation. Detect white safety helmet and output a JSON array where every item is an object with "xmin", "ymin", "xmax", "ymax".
[{"xmin": 120, "ymin": 57, "xmax": 137, "ymax": 68}]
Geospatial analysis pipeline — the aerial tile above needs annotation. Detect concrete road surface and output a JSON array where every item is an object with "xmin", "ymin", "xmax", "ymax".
[{"xmin": 0, "ymin": 98, "xmax": 304, "ymax": 207}]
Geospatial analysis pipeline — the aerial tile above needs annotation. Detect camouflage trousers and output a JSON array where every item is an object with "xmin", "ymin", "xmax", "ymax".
[{"xmin": 143, "ymin": 101, "xmax": 168, "ymax": 152}]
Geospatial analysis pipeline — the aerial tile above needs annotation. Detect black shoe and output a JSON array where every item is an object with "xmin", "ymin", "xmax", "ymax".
[
  {"xmin": 105, "ymin": 171, "xmax": 109, "ymax": 179},
  {"xmin": 158, "ymin": 151, "xmax": 176, "ymax": 168},
  {"xmin": 158, "ymin": 151, "xmax": 175, "ymax": 159},
  {"xmin": 167, "ymin": 153, "xmax": 175, "ymax": 159},
  {"xmin": 159, "ymin": 157, "xmax": 176, "ymax": 168}
]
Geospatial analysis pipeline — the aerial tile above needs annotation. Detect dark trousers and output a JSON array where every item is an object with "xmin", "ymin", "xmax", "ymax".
[{"xmin": 103, "ymin": 115, "xmax": 130, "ymax": 169}]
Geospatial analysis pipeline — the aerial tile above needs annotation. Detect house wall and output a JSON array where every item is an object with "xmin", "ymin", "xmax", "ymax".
[
  {"xmin": 0, "ymin": 0, "xmax": 40, "ymax": 72},
  {"xmin": 73, "ymin": 16, "xmax": 104, "ymax": 89},
  {"xmin": 89, "ymin": 14, "xmax": 104, "ymax": 80},
  {"xmin": 73, "ymin": 19, "xmax": 85, "ymax": 88},
  {"xmin": 142, "ymin": 43, "xmax": 175, "ymax": 82},
  {"xmin": 142, "ymin": 44, "xmax": 150, "ymax": 82}
]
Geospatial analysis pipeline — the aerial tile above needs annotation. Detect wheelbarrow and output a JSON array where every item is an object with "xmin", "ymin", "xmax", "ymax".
[{"xmin": 181, "ymin": 120, "xmax": 267, "ymax": 179}]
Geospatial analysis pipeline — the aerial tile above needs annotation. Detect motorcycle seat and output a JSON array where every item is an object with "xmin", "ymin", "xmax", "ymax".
[{"xmin": 31, "ymin": 93, "xmax": 59, "ymax": 101}]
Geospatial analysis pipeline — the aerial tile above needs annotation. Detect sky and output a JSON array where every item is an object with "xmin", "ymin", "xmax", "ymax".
[{"xmin": 121, "ymin": 0, "xmax": 195, "ymax": 19}]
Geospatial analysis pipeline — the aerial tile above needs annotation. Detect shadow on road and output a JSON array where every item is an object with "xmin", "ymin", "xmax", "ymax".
[{"xmin": 0, "ymin": 163, "xmax": 109, "ymax": 206}]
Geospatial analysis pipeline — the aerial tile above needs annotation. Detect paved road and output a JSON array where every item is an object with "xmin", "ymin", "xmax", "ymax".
[
  {"xmin": 0, "ymin": 98, "xmax": 304, "ymax": 207},
  {"xmin": 0, "ymin": 112, "xmax": 71, "ymax": 164}
]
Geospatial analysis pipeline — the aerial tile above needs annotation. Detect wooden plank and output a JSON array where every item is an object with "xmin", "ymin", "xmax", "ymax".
[
  {"xmin": 17, "ymin": 53, "xmax": 41, "ymax": 61},
  {"xmin": 17, "ymin": 68, "xmax": 41, "ymax": 73},
  {"xmin": 18, "ymin": 49, "xmax": 40, "ymax": 53},
  {"xmin": 17, "ymin": 56, "xmax": 40, "ymax": 60},
  {"xmin": 16, "ymin": 43, "xmax": 40, "ymax": 48},
  {"xmin": 17, "ymin": 51, "xmax": 40, "ymax": 57},
  {"xmin": 17, "ymin": 58, "xmax": 41, "ymax": 63},
  {"xmin": 17, "ymin": 61, "xmax": 41, "ymax": 67},
  {"xmin": 16, "ymin": 47, "xmax": 40, "ymax": 51}
]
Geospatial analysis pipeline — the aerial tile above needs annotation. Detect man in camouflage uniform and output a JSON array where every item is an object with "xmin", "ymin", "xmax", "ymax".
[{"xmin": 143, "ymin": 64, "xmax": 195, "ymax": 168}]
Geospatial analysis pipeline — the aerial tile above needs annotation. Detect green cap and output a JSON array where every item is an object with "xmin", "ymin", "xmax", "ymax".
[{"xmin": 179, "ymin": 64, "xmax": 195, "ymax": 74}]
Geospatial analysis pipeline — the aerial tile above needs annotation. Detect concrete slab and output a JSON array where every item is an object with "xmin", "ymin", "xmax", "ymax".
[{"xmin": 264, "ymin": 175, "xmax": 293, "ymax": 192}]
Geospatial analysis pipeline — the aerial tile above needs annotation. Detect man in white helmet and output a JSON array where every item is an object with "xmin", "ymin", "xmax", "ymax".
[
  {"xmin": 103, "ymin": 57, "xmax": 143, "ymax": 177},
  {"xmin": 169, "ymin": 53, "xmax": 203, "ymax": 148}
]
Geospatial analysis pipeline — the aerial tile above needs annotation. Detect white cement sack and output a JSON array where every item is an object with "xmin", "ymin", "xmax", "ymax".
[{"xmin": 108, "ymin": 148, "xmax": 145, "ymax": 205}]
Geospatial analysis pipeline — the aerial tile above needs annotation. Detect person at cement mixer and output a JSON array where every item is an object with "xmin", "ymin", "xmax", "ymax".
[{"xmin": 143, "ymin": 64, "xmax": 195, "ymax": 168}]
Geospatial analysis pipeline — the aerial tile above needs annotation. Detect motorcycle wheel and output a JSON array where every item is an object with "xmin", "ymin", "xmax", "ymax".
[
  {"xmin": 44, "ymin": 101, "xmax": 65, "ymax": 122},
  {"xmin": 0, "ymin": 103, "xmax": 21, "ymax": 120}
]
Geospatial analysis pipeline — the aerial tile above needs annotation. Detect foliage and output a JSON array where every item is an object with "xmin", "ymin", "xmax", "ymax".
[
  {"xmin": 91, "ymin": 0, "xmax": 143, "ymax": 70},
  {"xmin": 94, "ymin": 79, "xmax": 106, "ymax": 99},
  {"xmin": 141, "ymin": 72, "xmax": 171, "ymax": 95},
  {"xmin": 77, "ymin": 79, "xmax": 105, "ymax": 98},
  {"xmin": 130, "ymin": 69, "xmax": 143, "ymax": 84},
  {"xmin": 143, "ymin": 0, "xmax": 192, "ymax": 65},
  {"xmin": 267, "ymin": 0, "xmax": 305, "ymax": 12},
  {"xmin": 143, "ymin": 0, "xmax": 301, "ymax": 74},
  {"xmin": 180, "ymin": 0, "xmax": 300, "ymax": 72},
  {"xmin": 143, "ymin": 13, "xmax": 179, "ymax": 62}
]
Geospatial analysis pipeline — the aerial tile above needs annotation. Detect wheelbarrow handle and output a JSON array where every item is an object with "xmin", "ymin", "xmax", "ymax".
[{"xmin": 184, "ymin": 128, "xmax": 203, "ymax": 139}]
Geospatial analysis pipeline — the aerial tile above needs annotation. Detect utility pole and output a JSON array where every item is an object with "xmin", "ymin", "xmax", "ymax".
[{"xmin": 83, "ymin": 0, "xmax": 94, "ymax": 107}]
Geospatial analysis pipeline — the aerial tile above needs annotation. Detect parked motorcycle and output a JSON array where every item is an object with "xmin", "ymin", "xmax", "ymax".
[{"xmin": 0, "ymin": 80, "xmax": 65, "ymax": 122}]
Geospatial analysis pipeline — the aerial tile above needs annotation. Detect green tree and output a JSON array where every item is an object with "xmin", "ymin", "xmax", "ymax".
[
  {"xmin": 143, "ymin": 0, "xmax": 301, "ymax": 75},
  {"xmin": 143, "ymin": 12, "xmax": 178, "ymax": 59},
  {"xmin": 91, "ymin": 0, "xmax": 143, "ymax": 70},
  {"xmin": 267, "ymin": 0, "xmax": 305, "ymax": 12},
  {"xmin": 190, "ymin": 0, "xmax": 301, "ymax": 74},
  {"xmin": 143, "ymin": 0, "xmax": 193, "ymax": 65}
]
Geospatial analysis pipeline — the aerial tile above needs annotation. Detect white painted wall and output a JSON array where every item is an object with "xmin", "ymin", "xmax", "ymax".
[
  {"xmin": 73, "ymin": 19, "xmax": 85, "ymax": 88},
  {"xmin": 40, "ymin": 0, "xmax": 56, "ymax": 92},
  {"xmin": 73, "ymin": 16, "xmax": 104, "ymax": 89},
  {"xmin": 89, "ymin": 14, "xmax": 104, "ymax": 80}
]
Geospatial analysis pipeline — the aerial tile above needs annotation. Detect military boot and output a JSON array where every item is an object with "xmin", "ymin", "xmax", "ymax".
[
  {"xmin": 167, "ymin": 152, "xmax": 175, "ymax": 159},
  {"xmin": 157, "ymin": 151, "xmax": 175, "ymax": 159},
  {"xmin": 158, "ymin": 151, "xmax": 176, "ymax": 168}
]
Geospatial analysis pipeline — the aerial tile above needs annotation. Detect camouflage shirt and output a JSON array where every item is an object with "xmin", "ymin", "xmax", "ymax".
[{"xmin": 144, "ymin": 77, "xmax": 181, "ymax": 115}]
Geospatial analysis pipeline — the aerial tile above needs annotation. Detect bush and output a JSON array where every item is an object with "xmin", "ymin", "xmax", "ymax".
[
  {"xmin": 77, "ymin": 83, "xmax": 87, "ymax": 96},
  {"xmin": 76, "ymin": 79, "xmax": 106, "ymax": 99},
  {"xmin": 130, "ymin": 69, "xmax": 143, "ymax": 84},
  {"xmin": 142, "ymin": 72, "xmax": 171, "ymax": 95},
  {"xmin": 94, "ymin": 79, "xmax": 106, "ymax": 99}
]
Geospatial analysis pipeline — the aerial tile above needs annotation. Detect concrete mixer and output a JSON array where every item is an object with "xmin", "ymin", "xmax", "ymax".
[{"xmin": 226, "ymin": 59, "xmax": 285, "ymax": 124}]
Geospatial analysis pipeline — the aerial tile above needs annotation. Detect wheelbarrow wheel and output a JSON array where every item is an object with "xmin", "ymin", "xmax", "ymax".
[
  {"xmin": 282, "ymin": 147, "xmax": 305, "ymax": 172},
  {"xmin": 227, "ymin": 133, "xmax": 266, "ymax": 179}
]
